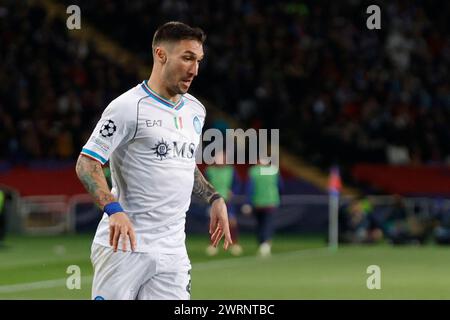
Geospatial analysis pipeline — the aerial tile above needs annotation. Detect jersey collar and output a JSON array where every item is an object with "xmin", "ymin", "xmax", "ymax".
[{"xmin": 141, "ymin": 80, "xmax": 184, "ymax": 110}]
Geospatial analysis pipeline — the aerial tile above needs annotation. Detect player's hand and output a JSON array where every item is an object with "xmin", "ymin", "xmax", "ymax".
[
  {"xmin": 109, "ymin": 212, "xmax": 137, "ymax": 252},
  {"xmin": 209, "ymin": 197, "xmax": 233, "ymax": 250}
]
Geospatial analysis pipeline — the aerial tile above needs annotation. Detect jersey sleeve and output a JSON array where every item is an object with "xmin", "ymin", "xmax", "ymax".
[{"xmin": 81, "ymin": 99, "xmax": 137, "ymax": 164}]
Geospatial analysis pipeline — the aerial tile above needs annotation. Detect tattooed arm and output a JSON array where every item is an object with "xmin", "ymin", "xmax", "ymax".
[
  {"xmin": 75, "ymin": 154, "xmax": 116, "ymax": 208},
  {"xmin": 193, "ymin": 166, "xmax": 222, "ymax": 204},
  {"xmin": 75, "ymin": 154, "xmax": 136, "ymax": 252},
  {"xmin": 193, "ymin": 165, "xmax": 232, "ymax": 249}
]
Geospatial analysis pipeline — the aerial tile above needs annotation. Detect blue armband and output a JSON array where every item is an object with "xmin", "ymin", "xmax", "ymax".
[{"xmin": 104, "ymin": 202, "xmax": 123, "ymax": 216}]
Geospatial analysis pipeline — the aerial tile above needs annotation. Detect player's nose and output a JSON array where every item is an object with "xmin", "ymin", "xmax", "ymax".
[
  {"xmin": 188, "ymin": 62, "xmax": 198, "ymax": 77},
  {"xmin": 194, "ymin": 63, "xmax": 199, "ymax": 76}
]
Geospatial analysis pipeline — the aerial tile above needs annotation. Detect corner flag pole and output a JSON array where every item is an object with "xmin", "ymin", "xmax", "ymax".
[{"xmin": 328, "ymin": 166, "xmax": 342, "ymax": 251}]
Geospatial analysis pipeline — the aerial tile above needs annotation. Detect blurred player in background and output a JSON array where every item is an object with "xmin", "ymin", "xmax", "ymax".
[
  {"xmin": 243, "ymin": 160, "xmax": 282, "ymax": 257},
  {"xmin": 337, "ymin": 196, "xmax": 383, "ymax": 244},
  {"xmin": 205, "ymin": 149, "xmax": 243, "ymax": 256},
  {"xmin": 75, "ymin": 21, "xmax": 232, "ymax": 300},
  {"xmin": 382, "ymin": 195, "xmax": 427, "ymax": 245}
]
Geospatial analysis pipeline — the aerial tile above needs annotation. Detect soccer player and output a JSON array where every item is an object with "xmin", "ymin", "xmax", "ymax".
[
  {"xmin": 75, "ymin": 21, "xmax": 232, "ymax": 300},
  {"xmin": 244, "ymin": 161, "xmax": 282, "ymax": 257}
]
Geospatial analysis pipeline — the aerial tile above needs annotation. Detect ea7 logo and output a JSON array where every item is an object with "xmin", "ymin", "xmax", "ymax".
[
  {"xmin": 146, "ymin": 120, "xmax": 162, "ymax": 127},
  {"xmin": 366, "ymin": 5, "xmax": 381, "ymax": 30},
  {"xmin": 366, "ymin": 265, "xmax": 381, "ymax": 289}
]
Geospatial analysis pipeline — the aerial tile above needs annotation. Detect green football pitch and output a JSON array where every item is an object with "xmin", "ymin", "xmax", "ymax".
[{"xmin": 1, "ymin": 233, "xmax": 450, "ymax": 299}]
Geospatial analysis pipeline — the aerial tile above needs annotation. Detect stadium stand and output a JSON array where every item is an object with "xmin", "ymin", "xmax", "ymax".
[{"xmin": 0, "ymin": 0, "xmax": 449, "ymax": 240}]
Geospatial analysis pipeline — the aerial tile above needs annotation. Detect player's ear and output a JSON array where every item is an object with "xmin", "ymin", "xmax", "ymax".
[{"xmin": 154, "ymin": 47, "xmax": 167, "ymax": 64}]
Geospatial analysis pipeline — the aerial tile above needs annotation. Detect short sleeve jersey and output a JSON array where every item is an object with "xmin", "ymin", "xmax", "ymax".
[{"xmin": 81, "ymin": 81, "xmax": 206, "ymax": 253}]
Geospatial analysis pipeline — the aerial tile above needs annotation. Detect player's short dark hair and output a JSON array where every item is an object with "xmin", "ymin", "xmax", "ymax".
[{"xmin": 152, "ymin": 21, "xmax": 206, "ymax": 51}]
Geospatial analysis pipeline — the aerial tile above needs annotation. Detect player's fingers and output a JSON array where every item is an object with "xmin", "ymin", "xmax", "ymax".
[
  {"xmin": 211, "ymin": 226, "xmax": 223, "ymax": 247},
  {"xmin": 210, "ymin": 227, "xmax": 219, "ymax": 245},
  {"xmin": 223, "ymin": 232, "xmax": 232, "ymax": 250},
  {"xmin": 224, "ymin": 238, "xmax": 231, "ymax": 251},
  {"xmin": 128, "ymin": 227, "xmax": 137, "ymax": 252},
  {"xmin": 112, "ymin": 225, "xmax": 120, "ymax": 252},
  {"xmin": 109, "ymin": 225, "xmax": 114, "ymax": 246},
  {"xmin": 121, "ymin": 228, "xmax": 128, "ymax": 252},
  {"xmin": 223, "ymin": 224, "xmax": 233, "ymax": 250},
  {"xmin": 209, "ymin": 215, "xmax": 217, "ymax": 235},
  {"xmin": 210, "ymin": 225, "xmax": 221, "ymax": 246},
  {"xmin": 214, "ymin": 231, "xmax": 224, "ymax": 248}
]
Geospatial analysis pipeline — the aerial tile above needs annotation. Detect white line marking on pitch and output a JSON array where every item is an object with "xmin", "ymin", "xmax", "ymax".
[
  {"xmin": 0, "ymin": 247, "xmax": 331, "ymax": 293},
  {"xmin": 0, "ymin": 276, "xmax": 92, "ymax": 294}
]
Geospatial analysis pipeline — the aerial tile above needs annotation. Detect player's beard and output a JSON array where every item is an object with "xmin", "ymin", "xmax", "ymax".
[
  {"xmin": 165, "ymin": 74, "xmax": 189, "ymax": 95},
  {"xmin": 164, "ymin": 79, "xmax": 185, "ymax": 96},
  {"xmin": 175, "ymin": 79, "xmax": 191, "ymax": 94}
]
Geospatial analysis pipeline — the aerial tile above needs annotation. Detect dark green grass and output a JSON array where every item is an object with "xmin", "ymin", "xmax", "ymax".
[{"xmin": 1, "ymin": 233, "xmax": 450, "ymax": 299}]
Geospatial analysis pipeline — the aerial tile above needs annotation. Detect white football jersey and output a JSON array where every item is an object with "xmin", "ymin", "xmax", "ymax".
[{"xmin": 81, "ymin": 81, "xmax": 206, "ymax": 253}]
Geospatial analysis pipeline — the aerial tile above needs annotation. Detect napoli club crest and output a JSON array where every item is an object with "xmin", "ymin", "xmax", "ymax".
[{"xmin": 193, "ymin": 116, "xmax": 202, "ymax": 134}]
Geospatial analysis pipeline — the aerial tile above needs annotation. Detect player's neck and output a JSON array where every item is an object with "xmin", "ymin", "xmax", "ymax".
[{"xmin": 147, "ymin": 76, "xmax": 181, "ymax": 104}]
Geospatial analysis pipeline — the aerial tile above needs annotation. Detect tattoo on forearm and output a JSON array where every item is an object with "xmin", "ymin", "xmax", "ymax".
[
  {"xmin": 76, "ymin": 155, "xmax": 116, "ymax": 208},
  {"xmin": 193, "ymin": 166, "xmax": 218, "ymax": 204}
]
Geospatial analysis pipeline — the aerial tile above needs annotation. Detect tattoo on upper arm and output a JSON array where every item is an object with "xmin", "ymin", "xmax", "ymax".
[
  {"xmin": 76, "ymin": 155, "xmax": 115, "ymax": 208},
  {"xmin": 193, "ymin": 166, "xmax": 217, "ymax": 204}
]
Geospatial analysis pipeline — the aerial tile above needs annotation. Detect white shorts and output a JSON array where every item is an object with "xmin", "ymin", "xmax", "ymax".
[{"xmin": 90, "ymin": 243, "xmax": 192, "ymax": 300}]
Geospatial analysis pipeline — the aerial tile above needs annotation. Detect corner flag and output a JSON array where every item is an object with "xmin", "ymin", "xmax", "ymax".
[
  {"xmin": 328, "ymin": 166, "xmax": 342, "ymax": 195},
  {"xmin": 328, "ymin": 166, "xmax": 341, "ymax": 250}
]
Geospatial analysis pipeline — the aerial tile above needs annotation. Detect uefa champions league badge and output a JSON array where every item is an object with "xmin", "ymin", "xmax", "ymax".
[
  {"xmin": 99, "ymin": 119, "xmax": 116, "ymax": 138},
  {"xmin": 193, "ymin": 116, "xmax": 202, "ymax": 134}
]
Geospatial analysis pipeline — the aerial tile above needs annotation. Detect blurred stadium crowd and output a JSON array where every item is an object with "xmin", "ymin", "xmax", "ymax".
[
  {"xmin": 338, "ymin": 195, "xmax": 450, "ymax": 245},
  {"xmin": 1, "ymin": 0, "xmax": 449, "ymax": 170},
  {"xmin": 0, "ymin": 1, "xmax": 137, "ymax": 162}
]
